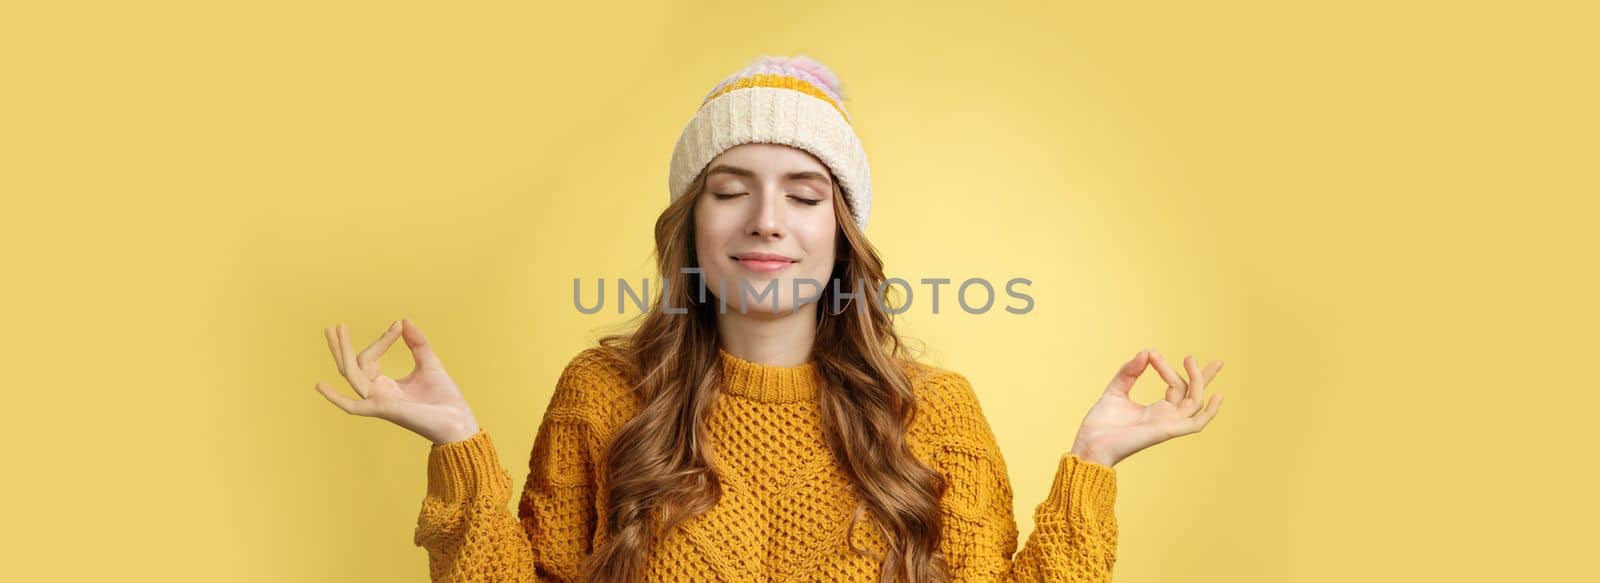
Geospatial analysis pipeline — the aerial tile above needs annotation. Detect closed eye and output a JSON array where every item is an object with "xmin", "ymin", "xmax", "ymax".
[{"xmin": 711, "ymin": 192, "xmax": 822, "ymax": 206}]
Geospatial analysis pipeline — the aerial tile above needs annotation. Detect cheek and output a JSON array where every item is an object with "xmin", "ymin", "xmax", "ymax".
[
  {"xmin": 696, "ymin": 201, "xmax": 745, "ymax": 237},
  {"xmin": 796, "ymin": 219, "xmax": 838, "ymax": 263},
  {"xmin": 693, "ymin": 211, "xmax": 738, "ymax": 284},
  {"xmin": 796, "ymin": 227, "xmax": 839, "ymax": 285},
  {"xmin": 694, "ymin": 206, "xmax": 729, "ymax": 254}
]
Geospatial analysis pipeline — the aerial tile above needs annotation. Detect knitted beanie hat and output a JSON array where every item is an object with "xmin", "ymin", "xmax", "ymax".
[{"xmin": 668, "ymin": 54, "xmax": 872, "ymax": 231}]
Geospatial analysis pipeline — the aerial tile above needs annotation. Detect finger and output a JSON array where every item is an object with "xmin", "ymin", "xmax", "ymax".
[
  {"xmin": 1179, "ymin": 355, "xmax": 1210, "ymax": 415},
  {"xmin": 315, "ymin": 381, "xmax": 374, "ymax": 417},
  {"xmin": 336, "ymin": 323, "xmax": 372, "ymax": 398},
  {"xmin": 1148, "ymin": 350, "xmax": 1188, "ymax": 404},
  {"xmin": 1105, "ymin": 349, "xmax": 1151, "ymax": 396},
  {"xmin": 1186, "ymin": 392, "xmax": 1223, "ymax": 433},
  {"xmin": 400, "ymin": 318, "xmax": 446, "ymax": 372},
  {"xmin": 357, "ymin": 319, "xmax": 404, "ymax": 379},
  {"xmin": 324, "ymin": 326, "xmax": 346, "ymax": 376},
  {"xmin": 1201, "ymin": 359, "xmax": 1224, "ymax": 385},
  {"xmin": 1184, "ymin": 355, "xmax": 1206, "ymax": 401}
]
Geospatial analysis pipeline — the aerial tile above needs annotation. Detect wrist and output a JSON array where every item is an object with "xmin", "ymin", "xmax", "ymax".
[
  {"xmin": 433, "ymin": 417, "xmax": 482, "ymax": 446},
  {"xmin": 1070, "ymin": 437, "xmax": 1117, "ymax": 468}
]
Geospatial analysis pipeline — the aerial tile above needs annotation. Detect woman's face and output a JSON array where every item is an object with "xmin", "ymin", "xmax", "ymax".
[{"xmin": 694, "ymin": 143, "xmax": 839, "ymax": 316}]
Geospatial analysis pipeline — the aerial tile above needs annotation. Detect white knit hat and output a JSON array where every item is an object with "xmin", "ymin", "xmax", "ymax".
[{"xmin": 667, "ymin": 55, "xmax": 872, "ymax": 231}]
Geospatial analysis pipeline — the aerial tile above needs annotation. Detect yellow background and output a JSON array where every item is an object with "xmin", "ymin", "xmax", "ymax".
[{"xmin": 4, "ymin": 1, "xmax": 1595, "ymax": 581}]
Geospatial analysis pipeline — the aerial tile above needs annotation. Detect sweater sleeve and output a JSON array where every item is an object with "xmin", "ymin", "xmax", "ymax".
[
  {"xmin": 413, "ymin": 350, "xmax": 617, "ymax": 582},
  {"xmin": 413, "ymin": 429, "xmax": 535, "ymax": 582},
  {"xmin": 928, "ymin": 375, "xmax": 1119, "ymax": 582},
  {"xmin": 413, "ymin": 414, "xmax": 600, "ymax": 582}
]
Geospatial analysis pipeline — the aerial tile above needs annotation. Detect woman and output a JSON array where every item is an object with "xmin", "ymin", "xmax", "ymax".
[{"xmin": 316, "ymin": 55, "xmax": 1224, "ymax": 583}]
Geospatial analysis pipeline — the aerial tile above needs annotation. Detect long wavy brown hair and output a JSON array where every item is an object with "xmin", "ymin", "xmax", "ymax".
[{"xmin": 575, "ymin": 163, "xmax": 948, "ymax": 583}]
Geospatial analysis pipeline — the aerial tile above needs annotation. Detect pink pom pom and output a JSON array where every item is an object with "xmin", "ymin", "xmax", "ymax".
[
  {"xmin": 706, "ymin": 54, "xmax": 849, "ymax": 106},
  {"xmin": 744, "ymin": 54, "xmax": 843, "ymax": 100},
  {"xmin": 783, "ymin": 55, "xmax": 843, "ymax": 98}
]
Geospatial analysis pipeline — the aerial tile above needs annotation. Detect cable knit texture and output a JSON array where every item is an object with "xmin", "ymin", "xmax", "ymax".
[{"xmin": 414, "ymin": 347, "xmax": 1118, "ymax": 582}]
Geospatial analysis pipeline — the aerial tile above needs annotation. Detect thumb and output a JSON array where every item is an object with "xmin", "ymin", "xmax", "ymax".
[
  {"xmin": 1104, "ymin": 349, "xmax": 1151, "ymax": 396},
  {"xmin": 400, "ymin": 318, "xmax": 447, "ymax": 372}
]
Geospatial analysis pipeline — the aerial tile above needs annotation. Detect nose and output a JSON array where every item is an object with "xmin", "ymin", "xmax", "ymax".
[{"xmin": 746, "ymin": 190, "xmax": 786, "ymax": 239}]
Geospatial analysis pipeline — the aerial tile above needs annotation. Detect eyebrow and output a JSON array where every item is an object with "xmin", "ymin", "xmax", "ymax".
[{"xmin": 706, "ymin": 164, "xmax": 833, "ymax": 187}]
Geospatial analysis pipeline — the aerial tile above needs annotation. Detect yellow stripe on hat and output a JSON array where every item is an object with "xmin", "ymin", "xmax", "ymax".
[{"xmin": 700, "ymin": 73, "xmax": 852, "ymax": 124}]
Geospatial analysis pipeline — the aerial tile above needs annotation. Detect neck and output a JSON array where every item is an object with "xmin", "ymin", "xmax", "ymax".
[
  {"xmin": 714, "ymin": 300, "xmax": 818, "ymax": 366},
  {"xmin": 716, "ymin": 347, "xmax": 820, "ymax": 403}
]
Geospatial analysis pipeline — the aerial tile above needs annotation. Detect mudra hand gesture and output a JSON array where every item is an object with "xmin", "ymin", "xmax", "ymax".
[
  {"xmin": 314, "ymin": 319, "xmax": 482, "ymax": 445},
  {"xmin": 1069, "ymin": 349, "xmax": 1226, "ymax": 468}
]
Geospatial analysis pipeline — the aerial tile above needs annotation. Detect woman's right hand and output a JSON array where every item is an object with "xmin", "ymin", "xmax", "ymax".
[{"xmin": 315, "ymin": 318, "xmax": 482, "ymax": 445}]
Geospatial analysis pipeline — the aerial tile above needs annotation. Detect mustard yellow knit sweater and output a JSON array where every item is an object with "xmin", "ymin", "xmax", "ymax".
[{"xmin": 414, "ymin": 347, "xmax": 1118, "ymax": 582}]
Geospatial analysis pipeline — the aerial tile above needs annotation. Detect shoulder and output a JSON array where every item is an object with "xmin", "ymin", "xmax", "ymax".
[
  {"xmin": 545, "ymin": 345, "xmax": 642, "ymax": 433},
  {"xmin": 899, "ymin": 359, "xmax": 995, "ymax": 452},
  {"xmin": 901, "ymin": 359, "xmax": 981, "ymax": 411}
]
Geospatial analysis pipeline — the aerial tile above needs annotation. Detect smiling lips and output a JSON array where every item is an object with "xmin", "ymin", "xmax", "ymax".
[{"xmin": 732, "ymin": 252, "xmax": 796, "ymax": 274}]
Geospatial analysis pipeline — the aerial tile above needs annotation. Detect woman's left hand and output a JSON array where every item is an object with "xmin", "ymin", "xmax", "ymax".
[{"xmin": 1068, "ymin": 349, "xmax": 1225, "ymax": 468}]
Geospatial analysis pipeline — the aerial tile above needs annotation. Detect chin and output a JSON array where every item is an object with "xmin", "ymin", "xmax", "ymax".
[
  {"xmin": 722, "ymin": 295, "xmax": 798, "ymax": 316},
  {"xmin": 697, "ymin": 270, "xmax": 810, "ymax": 313},
  {"xmin": 701, "ymin": 288, "xmax": 810, "ymax": 316}
]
